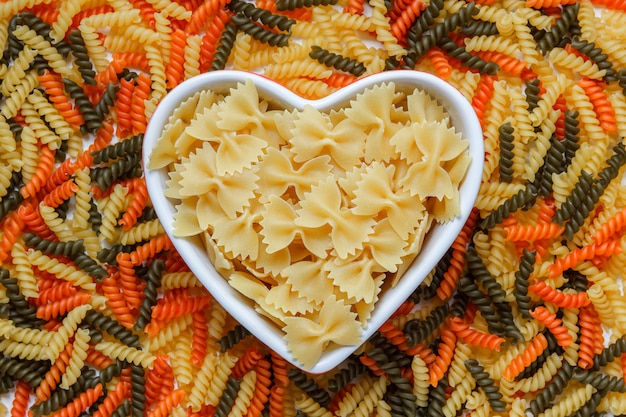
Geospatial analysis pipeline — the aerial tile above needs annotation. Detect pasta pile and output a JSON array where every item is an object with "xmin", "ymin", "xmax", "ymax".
[
  {"xmin": 148, "ymin": 78, "xmax": 470, "ymax": 368},
  {"xmin": 1, "ymin": 0, "xmax": 626, "ymax": 414}
]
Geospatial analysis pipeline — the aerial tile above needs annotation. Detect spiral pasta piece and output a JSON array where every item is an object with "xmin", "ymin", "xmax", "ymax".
[
  {"xmin": 0, "ymin": 212, "xmax": 24, "ymax": 264},
  {"xmin": 578, "ymin": 77, "xmax": 617, "ymax": 132},
  {"xmin": 27, "ymin": 249, "xmax": 95, "ymax": 290},
  {"xmin": 529, "ymin": 306, "xmax": 573, "ymax": 349},
  {"xmin": 118, "ymin": 218, "xmax": 164, "ymax": 245},
  {"xmin": 17, "ymin": 204, "xmax": 56, "ymax": 239},
  {"xmin": 234, "ymin": 358, "xmax": 265, "ymax": 417},
  {"xmin": 502, "ymin": 333, "xmax": 548, "ymax": 380},
  {"xmin": 0, "ymin": 45, "xmax": 35, "ymax": 97},
  {"xmin": 528, "ymin": 279, "xmax": 591, "ymax": 308},
  {"xmin": 206, "ymin": 353, "xmax": 239, "ymax": 407},
  {"xmin": 95, "ymin": 340, "xmax": 155, "ymax": 368},
  {"xmin": 166, "ymin": 28, "xmax": 186, "ymax": 89},
  {"xmin": 542, "ymin": 384, "xmax": 595, "ymax": 417},
  {"xmin": 471, "ymin": 74, "xmax": 495, "ymax": 130},
  {"xmin": 77, "ymin": 24, "xmax": 110, "ymax": 74},
  {"xmin": 130, "ymin": 72, "xmax": 150, "ymax": 135},
  {"xmin": 591, "ymin": 206, "xmax": 626, "ymax": 244},
  {"xmin": 0, "ymin": 336, "xmax": 50, "ymax": 361},
  {"xmin": 36, "ymin": 291, "xmax": 92, "ymax": 320},
  {"xmin": 464, "ymin": 34, "xmax": 520, "ymax": 57},
  {"xmin": 429, "ymin": 327, "xmax": 457, "ymax": 386},
  {"xmin": 577, "ymin": 304, "xmax": 603, "ymax": 369},
  {"xmin": 442, "ymin": 372, "xmax": 475, "ymax": 417},
  {"xmin": 142, "ymin": 315, "xmax": 191, "ymax": 355},
  {"xmin": 369, "ymin": 0, "xmax": 406, "ymax": 58},
  {"xmin": 448, "ymin": 316, "xmax": 505, "ymax": 350},
  {"xmin": 10, "ymin": 379, "xmax": 30, "ymax": 417},
  {"xmin": 549, "ymin": 47, "xmax": 607, "ymax": 80},
  {"xmin": 505, "ymin": 222, "xmax": 564, "ymax": 242},
  {"xmin": 43, "ymin": 179, "xmax": 78, "ymax": 208},
  {"xmin": 57, "ymin": 327, "xmax": 90, "ymax": 389},
  {"xmin": 27, "ymin": 89, "xmax": 73, "ymax": 141},
  {"xmin": 549, "ymin": 240, "xmax": 622, "ymax": 278},
  {"xmin": 351, "ymin": 375, "xmax": 388, "ymax": 417},
  {"xmin": 511, "ymin": 10, "xmax": 539, "ymax": 64},
  {"xmin": 38, "ymin": 69, "xmax": 84, "ymax": 129},
  {"xmin": 584, "ymin": 283, "xmax": 615, "ymax": 331},
  {"xmin": 294, "ymin": 393, "xmax": 332, "ymax": 417},
  {"xmin": 225, "ymin": 370, "xmax": 256, "ymax": 417},
  {"xmin": 141, "ymin": 44, "xmax": 165, "ymax": 116},
  {"xmin": 145, "ymin": 388, "xmax": 186, "ymax": 417},
  {"xmin": 568, "ymin": 85, "xmax": 610, "ymax": 157},
  {"xmin": 280, "ymin": 77, "xmax": 335, "ymax": 99},
  {"xmin": 9, "ymin": 242, "xmax": 37, "ymax": 299},
  {"xmin": 1, "ymin": 68, "xmax": 38, "ymax": 119},
  {"xmin": 13, "ymin": 24, "xmax": 73, "ymax": 78},
  {"xmin": 91, "ymin": 381, "xmax": 129, "ymax": 417},
  {"xmin": 390, "ymin": 0, "xmax": 425, "ymax": 41}
]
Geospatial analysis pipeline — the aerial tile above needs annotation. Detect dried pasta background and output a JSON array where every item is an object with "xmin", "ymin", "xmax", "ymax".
[{"xmin": 0, "ymin": 0, "xmax": 625, "ymax": 416}]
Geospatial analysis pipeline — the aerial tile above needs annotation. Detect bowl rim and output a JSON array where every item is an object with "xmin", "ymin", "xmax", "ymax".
[{"xmin": 143, "ymin": 69, "xmax": 484, "ymax": 373}]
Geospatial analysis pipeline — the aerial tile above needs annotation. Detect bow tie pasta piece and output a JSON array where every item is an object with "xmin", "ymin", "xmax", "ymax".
[
  {"xmin": 243, "ymin": 238, "xmax": 292, "ymax": 277},
  {"xmin": 265, "ymin": 278, "xmax": 317, "ymax": 316},
  {"xmin": 211, "ymin": 206, "xmax": 262, "ymax": 261},
  {"xmin": 351, "ymin": 161, "xmax": 426, "ymax": 240},
  {"xmin": 271, "ymin": 108, "xmax": 299, "ymax": 143},
  {"xmin": 337, "ymin": 163, "xmax": 371, "ymax": 200},
  {"xmin": 172, "ymin": 197, "xmax": 203, "ymax": 237},
  {"xmin": 216, "ymin": 79, "xmax": 285, "ymax": 148},
  {"xmin": 201, "ymin": 231, "xmax": 235, "ymax": 275},
  {"xmin": 415, "ymin": 122, "xmax": 468, "ymax": 162},
  {"xmin": 184, "ymin": 104, "xmax": 225, "ymax": 141},
  {"xmin": 173, "ymin": 88, "xmax": 223, "ymax": 126},
  {"xmin": 260, "ymin": 195, "xmax": 332, "ymax": 258},
  {"xmin": 256, "ymin": 148, "xmax": 333, "ymax": 203},
  {"xmin": 389, "ymin": 126, "xmax": 425, "ymax": 164},
  {"xmin": 164, "ymin": 158, "xmax": 187, "ymax": 200},
  {"xmin": 149, "ymin": 118, "xmax": 184, "ymax": 170},
  {"xmin": 175, "ymin": 126, "xmax": 206, "ymax": 163},
  {"xmin": 429, "ymin": 152, "xmax": 472, "ymax": 222},
  {"xmin": 354, "ymin": 273, "xmax": 386, "ymax": 326},
  {"xmin": 148, "ymin": 89, "xmax": 221, "ymax": 169},
  {"xmin": 394, "ymin": 121, "xmax": 469, "ymax": 200},
  {"xmin": 393, "ymin": 212, "xmax": 433, "ymax": 285},
  {"xmin": 344, "ymin": 82, "xmax": 406, "ymax": 163},
  {"xmin": 289, "ymin": 105, "xmax": 367, "ymax": 171},
  {"xmin": 175, "ymin": 92, "xmax": 226, "ymax": 159},
  {"xmin": 177, "ymin": 142, "xmax": 260, "ymax": 219},
  {"xmin": 283, "ymin": 295, "xmax": 362, "ymax": 369},
  {"xmin": 212, "ymin": 131, "xmax": 268, "ymax": 176},
  {"xmin": 295, "ymin": 177, "xmax": 376, "ymax": 259},
  {"xmin": 195, "ymin": 193, "xmax": 231, "ymax": 232},
  {"xmin": 186, "ymin": 105, "xmax": 268, "ymax": 176},
  {"xmin": 282, "ymin": 259, "xmax": 336, "ymax": 306},
  {"xmin": 324, "ymin": 253, "xmax": 384, "ymax": 304},
  {"xmin": 228, "ymin": 271, "xmax": 288, "ymax": 326},
  {"xmin": 366, "ymin": 218, "xmax": 413, "ymax": 272},
  {"xmin": 406, "ymin": 87, "xmax": 449, "ymax": 125},
  {"xmin": 227, "ymin": 271, "xmax": 269, "ymax": 303}
]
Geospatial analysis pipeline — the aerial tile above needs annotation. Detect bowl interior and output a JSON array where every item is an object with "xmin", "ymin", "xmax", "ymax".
[{"xmin": 143, "ymin": 70, "xmax": 484, "ymax": 373}]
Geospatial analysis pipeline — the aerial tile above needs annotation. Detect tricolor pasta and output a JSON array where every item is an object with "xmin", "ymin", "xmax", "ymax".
[{"xmin": 0, "ymin": 0, "xmax": 626, "ymax": 415}]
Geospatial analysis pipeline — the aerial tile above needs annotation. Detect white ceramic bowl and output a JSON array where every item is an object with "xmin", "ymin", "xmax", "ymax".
[{"xmin": 143, "ymin": 70, "xmax": 483, "ymax": 373}]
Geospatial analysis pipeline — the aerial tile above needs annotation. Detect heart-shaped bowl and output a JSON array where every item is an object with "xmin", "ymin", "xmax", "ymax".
[{"xmin": 143, "ymin": 69, "xmax": 483, "ymax": 373}]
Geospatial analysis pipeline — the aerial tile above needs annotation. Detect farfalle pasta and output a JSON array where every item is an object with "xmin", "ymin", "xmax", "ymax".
[{"xmin": 150, "ymin": 78, "xmax": 471, "ymax": 367}]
